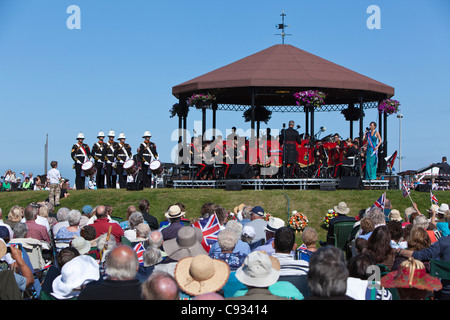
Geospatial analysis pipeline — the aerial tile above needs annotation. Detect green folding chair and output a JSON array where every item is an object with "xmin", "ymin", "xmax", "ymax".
[
  {"xmin": 333, "ymin": 221, "xmax": 356, "ymax": 251},
  {"xmin": 430, "ymin": 259, "xmax": 450, "ymax": 280}
]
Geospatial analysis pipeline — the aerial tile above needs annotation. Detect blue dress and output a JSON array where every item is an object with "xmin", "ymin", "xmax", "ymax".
[{"xmin": 365, "ymin": 131, "xmax": 378, "ymax": 180}]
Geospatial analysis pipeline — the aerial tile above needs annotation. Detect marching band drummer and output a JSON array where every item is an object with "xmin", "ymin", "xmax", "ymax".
[
  {"xmin": 71, "ymin": 132, "xmax": 91, "ymax": 190},
  {"xmin": 104, "ymin": 130, "xmax": 119, "ymax": 189},
  {"xmin": 115, "ymin": 132, "xmax": 132, "ymax": 189},
  {"xmin": 138, "ymin": 130, "xmax": 158, "ymax": 188},
  {"xmin": 91, "ymin": 131, "xmax": 106, "ymax": 189}
]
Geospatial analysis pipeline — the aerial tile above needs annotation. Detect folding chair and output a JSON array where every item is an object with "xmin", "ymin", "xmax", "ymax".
[
  {"xmin": 333, "ymin": 221, "xmax": 356, "ymax": 251},
  {"xmin": 430, "ymin": 259, "xmax": 450, "ymax": 280}
]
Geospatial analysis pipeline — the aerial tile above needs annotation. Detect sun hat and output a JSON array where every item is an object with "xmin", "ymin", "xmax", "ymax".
[
  {"xmin": 70, "ymin": 236, "xmax": 91, "ymax": 255},
  {"xmin": 0, "ymin": 240, "xmax": 7, "ymax": 258},
  {"xmin": 174, "ymin": 254, "xmax": 230, "ymax": 296},
  {"xmin": 163, "ymin": 226, "xmax": 207, "ymax": 261},
  {"xmin": 334, "ymin": 202, "xmax": 350, "ymax": 215},
  {"xmin": 233, "ymin": 204, "xmax": 245, "ymax": 214},
  {"xmin": 428, "ymin": 204, "xmax": 440, "ymax": 214},
  {"xmin": 242, "ymin": 225, "xmax": 256, "ymax": 238},
  {"xmin": 388, "ymin": 209, "xmax": 402, "ymax": 222},
  {"xmin": 251, "ymin": 206, "xmax": 265, "ymax": 217},
  {"xmin": 52, "ymin": 255, "xmax": 100, "ymax": 299},
  {"xmin": 265, "ymin": 217, "xmax": 285, "ymax": 233},
  {"xmin": 437, "ymin": 204, "xmax": 449, "ymax": 215},
  {"xmin": 165, "ymin": 204, "xmax": 185, "ymax": 219},
  {"xmin": 381, "ymin": 258, "xmax": 442, "ymax": 292},
  {"xmin": 235, "ymin": 251, "xmax": 280, "ymax": 288}
]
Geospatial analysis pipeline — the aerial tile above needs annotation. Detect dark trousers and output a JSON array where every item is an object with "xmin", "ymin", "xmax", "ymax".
[
  {"xmin": 105, "ymin": 163, "xmax": 117, "ymax": 189},
  {"xmin": 141, "ymin": 164, "xmax": 151, "ymax": 188},
  {"xmin": 95, "ymin": 162, "xmax": 105, "ymax": 189},
  {"xmin": 74, "ymin": 163, "xmax": 85, "ymax": 190},
  {"xmin": 116, "ymin": 164, "xmax": 127, "ymax": 188}
]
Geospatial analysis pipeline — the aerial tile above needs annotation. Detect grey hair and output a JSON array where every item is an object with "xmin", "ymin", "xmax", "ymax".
[
  {"xmin": 143, "ymin": 247, "xmax": 162, "ymax": 267},
  {"xmin": 413, "ymin": 215, "xmax": 429, "ymax": 229},
  {"xmin": 129, "ymin": 211, "xmax": 144, "ymax": 229},
  {"xmin": 56, "ymin": 207, "xmax": 71, "ymax": 222},
  {"xmin": 365, "ymin": 207, "xmax": 386, "ymax": 226},
  {"xmin": 307, "ymin": 246, "xmax": 349, "ymax": 298},
  {"xmin": 242, "ymin": 206, "xmax": 253, "ymax": 220},
  {"xmin": 148, "ymin": 231, "xmax": 164, "ymax": 248},
  {"xmin": 225, "ymin": 220, "xmax": 243, "ymax": 235},
  {"xmin": 218, "ymin": 228, "xmax": 239, "ymax": 252},
  {"xmin": 68, "ymin": 209, "xmax": 82, "ymax": 226},
  {"xmin": 13, "ymin": 222, "xmax": 28, "ymax": 238}
]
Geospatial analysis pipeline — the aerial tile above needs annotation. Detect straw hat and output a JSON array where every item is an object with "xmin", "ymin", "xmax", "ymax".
[
  {"xmin": 388, "ymin": 209, "xmax": 402, "ymax": 222},
  {"xmin": 235, "ymin": 251, "xmax": 280, "ymax": 288},
  {"xmin": 71, "ymin": 236, "xmax": 91, "ymax": 255},
  {"xmin": 381, "ymin": 258, "xmax": 442, "ymax": 292},
  {"xmin": 334, "ymin": 202, "xmax": 350, "ymax": 215},
  {"xmin": 428, "ymin": 204, "xmax": 440, "ymax": 214},
  {"xmin": 0, "ymin": 240, "xmax": 7, "ymax": 258},
  {"xmin": 233, "ymin": 204, "xmax": 245, "ymax": 214},
  {"xmin": 164, "ymin": 204, "xmax": 185, "ymax": 219},
  {"xmin": 52, "ymin": 255, "xmax": 100, "ymax": 299},
  {"xmin": 163, "ymin": 226, "xmax": 207, "ymax": 261},
  {"xmin": 174, "ymin": 254, "xmax": 230, "ymax": 296}
]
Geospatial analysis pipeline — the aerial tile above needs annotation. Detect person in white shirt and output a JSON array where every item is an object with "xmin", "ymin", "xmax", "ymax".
[{"xmin": 47, "ymin": 161, "xmax": 62, "ymax": 207}]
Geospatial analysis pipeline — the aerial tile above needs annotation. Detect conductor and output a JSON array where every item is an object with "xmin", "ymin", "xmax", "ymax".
[{"xmin": 280, "ymin": 120, "xmax": 302, "ymax": 178}]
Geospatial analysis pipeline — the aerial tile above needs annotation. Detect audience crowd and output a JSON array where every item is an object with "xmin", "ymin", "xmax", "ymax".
[{"xmin": 0, "ymin": 194, "xmax": 449, "ymax": 301}]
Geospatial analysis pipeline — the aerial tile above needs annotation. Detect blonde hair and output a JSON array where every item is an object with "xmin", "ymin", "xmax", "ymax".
[{"xmin": 8, "ymin": 205, "xmax": 24, "ymax": 222}]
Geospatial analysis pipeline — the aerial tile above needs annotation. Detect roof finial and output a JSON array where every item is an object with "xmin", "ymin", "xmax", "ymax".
[{"xmin": 275, "ymin": 11, "xmax": 292, "ymax": 44}]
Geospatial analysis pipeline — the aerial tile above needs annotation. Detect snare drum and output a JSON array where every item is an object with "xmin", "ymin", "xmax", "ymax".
[
  {"xmin": 123, "ymin": 159, "xmax": 138, "ymax": 175},
  {"xmin": 149, "ymin": 160, "xmax": 162, "ymax": 174},
  {"xmin": 81, "ymin": 161, "xmax": 97, "ymax": 176}
]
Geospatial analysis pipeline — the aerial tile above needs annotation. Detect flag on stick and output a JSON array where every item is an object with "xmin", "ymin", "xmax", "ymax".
[
  {"xmin": 371, "ymin": 192, "xmax": 386, "ymax": 210},
  {"xmin": 430, "ymin": 190, "xmax": 439, "ymax": 205},
  {"xmin": 402, "ymin": 182, "xmax": 410, "ymax": 198}
]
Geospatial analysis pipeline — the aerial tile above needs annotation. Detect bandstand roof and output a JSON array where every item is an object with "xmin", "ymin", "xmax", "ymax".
[{"xmin": 172, "ymin": 44, "xmax": 395, "ymax": 110}]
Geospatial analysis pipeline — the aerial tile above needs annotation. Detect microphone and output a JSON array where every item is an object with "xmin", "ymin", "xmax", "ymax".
[
  {"xmin": 296, "ymin": 125, "xmax": 301, "ymax": 129},
  {"xmin": 320, "ymin": 126, "xmax": 326, "ymax": 132}
]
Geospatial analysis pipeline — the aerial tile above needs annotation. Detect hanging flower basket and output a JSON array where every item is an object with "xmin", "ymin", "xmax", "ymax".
[
  {"xmin": 341, "ymin": 107, "xmax": 364, "ymax": 121},
  {"xmin": 378, "ymin": 99, "xmax": 400, "ymax": 115},
  {"xmin": 293, "ymin": 90, "xmax": 327, "ymax": 108},
  {"xmin": 288, "ymin": 210, "xmax": 308, "ymax": 233},
  {"xmin": 243, "ymin": 106, "xmax": 272, "ymax": 124},
  {"xmin": 187, "ymin": 93, "xmax": 216, "ymax": 108},
  {"xmin": 169, "ymin": 103, "xmax": 189, "ymax": 118}
]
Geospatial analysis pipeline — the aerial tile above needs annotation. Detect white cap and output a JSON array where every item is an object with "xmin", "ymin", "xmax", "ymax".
[
  {"xmin": 118, "ymin": 132, "xmax": 126, "ymax": 139},
  {"xmin": 76, "ymin": 132, "xmax": 85, "ymax": 139},
  {"xmin": 97, "ymin": 131, "xmax": 105, "ymax": 138},
  {"xmin": 142, "ymin": 130, "xmax": 152, "ymax": 138},
  {"xmin": 107, "ymin": 130, "xmax": 115, "ymax": 137}
]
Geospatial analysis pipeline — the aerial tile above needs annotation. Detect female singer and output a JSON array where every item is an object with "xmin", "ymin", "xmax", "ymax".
[{"xmin": 363, "ymin": 122, "xmax": 382, "ymax": 180}]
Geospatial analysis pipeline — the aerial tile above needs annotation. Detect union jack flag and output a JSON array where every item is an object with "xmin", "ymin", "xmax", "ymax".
[
  {"xmin": 430, "ymin": 190, "xmax": 439, "ymax": 205},
  {"xmin": 192, "ymin": 213, "xmax": 221, "ymax": 253},
  {"xmin": 402, "ymin": 182, "xmax": 411, "ymax": 198},
  {"xmin": 133, "ymin": 242, "xmax": 146, "ymax": 266},
  {"xmin": 371, "ymin": 192, "xmax": 386, "ymax": 210}
]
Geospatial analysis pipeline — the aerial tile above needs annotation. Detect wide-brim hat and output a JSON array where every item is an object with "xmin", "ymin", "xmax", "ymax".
[
  {"xmin": 388, "ymin": 209, "xmax": 402, "ymax": 222},
  {"xmin": 235, "ymin": 251, "xmax": 279, "ymax": 288},
  {"xmin": 70, "ymin": 236, "xmax": 91, "ymax": 255},
  {"xmin": 233, "ymin": 203, "xmax": 245, "ymax": 214},
  {"xmin": 334, "ymin": 202, "xmax": 350, "ymax": 215},
  {"xmin": 381, "ymin": 263, "xmax": 442, "ymax": 292},
  {"xmin": 163, "ymin": 226, "xmax": 207, "ymax": 261},
  {"xmin": 0, "ymin": 240, "xmax": 7, "ymax": 258},
  {"xmin": 52, "ymin": 255, "xmax": 100, "ymax": 299},
  {"xmin": 174, "ymin": 255, "xmax": 230, "ymax": 296},
  {"xmin": 265, "ymin": 217, "xmax": 285, "ymax": 233},
  {"xmin": 437, "ymin": 203, "xmax": 449, "ymax": 215},
  {"xmin": 165, "ymin": 205, "xmax": 185, "ymax": 219}
]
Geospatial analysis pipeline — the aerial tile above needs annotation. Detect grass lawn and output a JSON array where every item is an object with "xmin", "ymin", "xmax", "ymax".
[{"xmin": 1, "ymin": 187, "xmax": 449, "ymax": 245}]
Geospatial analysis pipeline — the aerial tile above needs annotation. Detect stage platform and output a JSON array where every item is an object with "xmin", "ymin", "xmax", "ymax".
[{"xmin": 170, "ymin": 178, "xmax": 391, "ymax": 190}]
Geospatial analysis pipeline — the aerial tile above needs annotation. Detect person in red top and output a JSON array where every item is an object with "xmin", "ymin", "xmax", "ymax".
[
  {"xmin": 91, "ymin": 205, "xmax": 124, "ymax": 244},
  {"xmin": 24, "ymin": 205, "xmax": 51, "ymax": 244}
]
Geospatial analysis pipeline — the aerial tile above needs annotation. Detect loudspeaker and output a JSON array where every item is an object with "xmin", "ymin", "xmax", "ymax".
[
  {"xmin": 320, "ymin": 182, "xmax": 336, "ymax": 191},
  {"xmin": 225, "ymin": 180, "xmax": 242, "ymax": 191},
  {"xmin": 126, "ymin": 181, "xmax": 143, "ymax": 191},
  {"xmin": 415, "ymin": 184, "xmax": 431, "ymax": 192},
  {"xmin": 228, "ymin": 164, "xmax": 252, "ymax": 179},
  {"xmin": 338, "ymin": 176, "xmax": 362, "ymax": 189}
]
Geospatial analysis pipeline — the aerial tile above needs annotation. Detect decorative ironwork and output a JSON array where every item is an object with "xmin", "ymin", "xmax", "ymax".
[{"xmin": 216, "ymin": 102, "xmax": 379, "ymax": 113}]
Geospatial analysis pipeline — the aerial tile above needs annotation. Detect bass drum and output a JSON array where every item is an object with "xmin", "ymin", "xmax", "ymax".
[
  {"xmin": 149, "ymin": 160, "xmax": 162, "ymax": 175},
  {"xmin": 81, "ymin": 161, "xmax": 97, "ymax": 176},
  {"xmin": 123, "ymin": 159, "xmax": 138, "ymax": 175}
]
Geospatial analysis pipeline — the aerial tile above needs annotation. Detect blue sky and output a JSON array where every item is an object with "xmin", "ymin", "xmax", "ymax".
[{"xmin": 0, "ymin": 0, "xmax": 449, "ymax": 183}]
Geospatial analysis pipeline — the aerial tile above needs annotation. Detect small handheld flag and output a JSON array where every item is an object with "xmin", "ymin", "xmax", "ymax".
[
  {"xmin": 430, "ymin": 190, "xmax": 439, "ymax": 205},
  {"xmin": 371, "ymin": 192, "xmax": 386, "ymax": 210}
]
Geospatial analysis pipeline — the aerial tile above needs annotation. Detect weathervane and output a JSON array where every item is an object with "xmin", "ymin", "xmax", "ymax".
[{"xmin": 275, "ymin": 11, "xmax": 292, "ymax": 44}]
